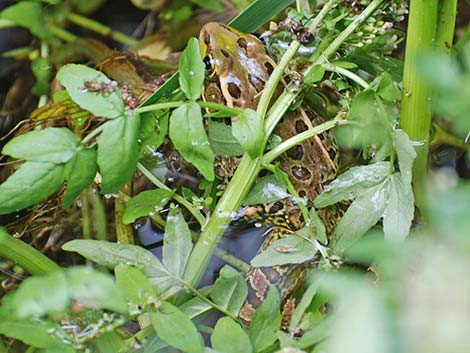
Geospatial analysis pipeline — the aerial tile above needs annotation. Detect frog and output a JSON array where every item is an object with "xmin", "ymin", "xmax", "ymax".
[{"xmin": 198, "ymin": 22, "xmax": 340, "ymax": 326}]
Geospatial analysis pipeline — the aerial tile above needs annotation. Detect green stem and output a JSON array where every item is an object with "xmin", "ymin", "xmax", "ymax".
[
  {"xmin": 137, "ymin": 163, "xmax": 206, "ymax": 226},
  {"xmin": 436, "ymin": 0, "xmax": 458, "ymax": 53},
  {"xmin": 400, "ymin": 0, "xmax": 439, "ymax": 211},
  {"xmin": 136, "ymin": 101, "xmax": 185, "ymax": 114},
  {"xmin": 50, "ymin": 25, "xmax": 77, "ymax": 42},
  {"xmin": 0, "ymin": 228, "xmax": 60, "ymax": 275},
  {"xmin": 321, "ymin": 63, "xmax": 370, "ymax": 89},
  {"xmin": 66, "ymin": 13, "xmax": 138, "ymax": 47},
  {"xmin": 198, "ymin": 101, "xmax": 241, "ymax": 116}
]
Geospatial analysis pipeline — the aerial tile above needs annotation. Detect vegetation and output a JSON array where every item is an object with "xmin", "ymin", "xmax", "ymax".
[{"xmin": 0, "ymin": 1, "xmax": 468, "ymax": 352}]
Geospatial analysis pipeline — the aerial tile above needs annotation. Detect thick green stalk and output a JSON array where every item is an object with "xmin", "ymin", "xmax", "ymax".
[
  {"xmin": 0, "ymin": 228, "xmax": 60, "ymax": 275},
  {"xmin": 400, "ymin": 0, "xmax": 438, "ymax": 210},
  {"xmin": 436, "ymin": 0, "xmax": 458, "ymax": 53}
]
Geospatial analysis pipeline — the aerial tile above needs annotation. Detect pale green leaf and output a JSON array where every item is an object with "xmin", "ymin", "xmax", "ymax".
[
  {"xmin": 169, "ymin": 102, "xmax": 214, "ymax": 180},
  {"xmin": 152, "ymin": 302, "xmax": 204, "ymax": 353},
  {"xmin": 115, "ymin": 264, "xmax": 157, "ymax": 305},
  {"xmin": 1, "ymin": 2, "xmax": 52, "ymax": 41},
  {"xmin": 232, "ymin": 109, "xmax": 264, "ymax": 158},
  {"xmin": 210, "ymin": 265, "xmax": 248, "ymax": 316},
  {"xmin": 208, "ymin": 120, "xmax": 244, "ymax": 157},
  {"xmin": 2, "ymin": 128, "xmax": 78, "ymax": 164},
  {"xmin": 179, "ymin": 38, "xmax": 205, "ymax": 100},
  {"xmin": 392, "ymin": 130, "xmax": 416, "ymax": 185},
  {"xmin": 211, "ymin": 317, "xmax": 253, "ymax": 353},
  {"xmin": 57, "ymin": 64, "xmax": 124, "ymax": 119},
  {"xmin": 0, "ymin": 320, "xmax": 66, "ymax": 349},
  {"xmin": 97, "ymin": 113, "xmax": 140, "ymax": 194},
  {"xmin": 0, "ymin": 162, "xmax": 65, "ymax": 215},
  {"xmin": 123, "ymin": 189, "xmax": 174, "ymax": 224},
  {"xmin": 242, "ymin": 175, "xmax": 290, "ymax": 206}
]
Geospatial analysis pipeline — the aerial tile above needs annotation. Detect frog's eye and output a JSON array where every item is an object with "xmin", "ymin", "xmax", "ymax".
[{"xmin": 203, "ymin": 56, "xmax": 212, "ymax": 70}]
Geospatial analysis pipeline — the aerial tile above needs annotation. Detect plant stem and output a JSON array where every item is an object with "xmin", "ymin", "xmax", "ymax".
[
  {"xmin": 321, "ymin": 63, "xmax": 370, "ymax": 89},
  {"xmin": 436, "ymin": 0, "xmax": 458, "ymax": 53},
  {"xmin": 400, "ymin": 0, "xmax": 439, "ymax": 211},
  {"xmin": 136, "ymin": 101, "xmax": 185, "ymax": 114},
  {"xmin": 198, "ymin": 101, "xmax": 241, "ymax": 116},
  {"xmin": 66, "ymin": 13, "xmax": 138, "ymax": 47},
  {"xmin": 0, "ymin": 228, "xmax": 60, "ymax": 274},
  {"xmin": 50, "ymin": 25, "xmax": 77, "ymax": 42}
]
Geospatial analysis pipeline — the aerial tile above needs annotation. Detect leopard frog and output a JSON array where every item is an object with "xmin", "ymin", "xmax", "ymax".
[{"xmin": 199, "ymin": 23, "xmax": 339, "ymax": 325}]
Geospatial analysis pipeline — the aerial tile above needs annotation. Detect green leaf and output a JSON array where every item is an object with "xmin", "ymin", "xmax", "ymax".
[
  {"xmin": 208, "ymin": 120, "xmax": 244, "ymax": 157},
  {"xmin": 249, "ymin": 287, "xmax": 282, "ymax": 352},
  {"xmin": 189, "ymin": 0, "xmax": 223, "ymax": 11},
  {"xmin": 57, "ymin": 64, "xmax": 124, "ymax": 119},
  {"xmin": 63, "ymin": 147, "xmax": 97, "ymax": 208},
  {"xmin": 179, "ymin": 296, "xmax": 212, "ymax": 319},
  {"xmin": 314, "ymin": 162, "xmax": 390, "ymax": 208},
  {"xmin": 304, "ymin": 65, "xmax": 326, "ymax": 84},
  {"xmin": 151, "ymin": 302, "xmax": 204, "ymax": 353},
  {"xmin": 0, "ymin": 320, "xmax": 66, "ymax": 349},
  {"xmin": 139, "ymin": 111, "xmax": 169, "ymax": 152},
  {"xmin": 375, "ymin": 72, "xmax": 400, "ymax": 101},
  {"xmin": 97, "ymin": 113, "xmax": 140, "ymax": 194},
  {"xmin": 179, "ymin": 38, "xmax": 205, "ymax": 100},
  {"xmin": 115, "ymin": 264, "xmax": 157, "ymax": 305},
  {"xmin": 382, "ymin": 174, "xmax": 414, "ymax": 242},
  {"xmin": 210, "ymin": 265, "xmax": 248, "ymax": 316},
  {"xmin": 1, "ymin": 2, "xmax": 52, "ymax": 41},
  {"xmin": 66, "ymin": 266, "xmax": 128, "ymax": 314},
  {"xmin": 123, "ymin": 189, "xmax": 174, "ymax": 224},
  {"xmin": 232, "ymin": 109, "xmax": 264, "ymax": 158},
  {"xmin": 288, "ymin": 281, "xmax": 319, "ymax": 331},
  {"xmin": 211, "ymin": 317, "xmax": 253, "ymax": 353},
  {"xmin": 251, "ymin": 234, "xmax": 317, "ymax": 267},
  {"xmin": 162, "ymin": 208, "xmax": 193, "ymax": 278},
  {"xmin": 31, "ymin": 57, "xmax": 53, "ymax": 96},
  {"xmin": 242, "ymin": 175, "xmax": 290, "ymax": 206},
  {"xmin": 0, "ymin": 162, "xmax": 65, "ymax": 215},
  {"xmin": 392, "ymin": 130, "xmax": 416, "ymax": 185},
  {"xmin": 2, "ymin": 128, "xmax": 79, "ymax": 164},
  {"xmin": 333, "ymin": 181, "xmax": 388, "ymax": 253},
  {"xmin": 169, "ymin": 103, "xmax": 215, "ymax": 181}
]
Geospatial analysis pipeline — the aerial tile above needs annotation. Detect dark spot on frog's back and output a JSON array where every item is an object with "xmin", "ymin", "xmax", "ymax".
[
  {"xmin": 264, "ymin": 62, "xmax": 274, "ymax": 74},
  {"xmin": 286, "ymin": 145, "xmax": 304, "ymax": 160},
  {"xmin": 220, "ymin": 49, "xmax": 230, "ymax": 58},
  {"xmin": 204, "ymin": 33, "xmax": 211, "ymax": 45},
  {"xmin": 295, "ymin": 119, "xmax": 308, "ymax": 133},
  {"xmin": 248, "ymin": 74, "xmax": 265, "ymax": 91},
  {"xmin": 291, "ymin": 166, "xmax": 312, "ymax": 181},
  {"xmin": 237, "ymin": 37, "xmax": 248, "ymax": 53},
  {"xmin": 227, "ymin": 82, "xmax": 241, "ymax": 99}
]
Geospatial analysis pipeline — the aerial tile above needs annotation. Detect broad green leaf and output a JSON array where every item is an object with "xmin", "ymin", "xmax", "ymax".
[
  {"xmin": 0, "ymin": 162, "xmax": 65, "ymax": 215},
  {"xmin": 210, "ymin": 265, "xmax": 248, "ymax": 316},
  {"xmin": 0, "ymin": 320, "xmax": 66, "ymax": 349},
  {"xmin": 63, "ymin": 147, "xmax": 97, "ymax": 208},
  {"xmin": 179, "ymin": 38, "xmax": 205, "ymax": 100},
  {"xmin": 392, "ymin": 130, "xmax": 416, "ymax": 185},
  {"xmin": 123, "ymin": 189, "xmax": 174, "ymax": 224},
  {"xmin": 163, "ymin": 208, "xmax": 193, "ymax": 278},
  {"xmin": 151, "ymin": 302, "xmax": 204, "ymax": 353},
  {"xmin": 304, "ymin": 65, "xmax": 326, "ymax": 84},
  {"xmin": 211, "ymin": 317, "xmax": 253, "ymax": 353},
  {"xmin": 57, "ymin": 64, "xmax": 124, "ymax": 119},
  {"xmin": 249, "ymin": 287, "xmax": 282, "ymax": 352},
  {"xmin": 62, "ymin": 240, "xmax": 171, "ymax": 280},
  {"xmin": 383, "ymin": 174, "xmax": 414, "ymax": 242},
  {"xmin": 242, "ymin": 175, "xmax": 290, "ymax": 206},
  {"xmin": 1, "ymin": 2, "xmax": 52, "ymax": 41},
  {"xmin": 169, "ymin": 103, "xmax": 215, "ymax": 181},
  {"xmin": 314, "ymin": 162, "xmax": 390, "ymax": 208},
  {"xmin": 66, "ymin": 266, "xmax": 128, "ymax": 314},
  {"xmin": 115, "ymin": 264, "xmax": 157, "ymax": 305},
  {"xmin": 289, "ymin": 281, "xmax": 319, "ymax": 331},
  {"xmin": 251, "ymin": 234, "xmax": 316, "ymax": 267},
  {"xmin": 208, "ymin": 120, "xmax": 244, "ymax": 157},
  {"xmin": 139, "ymin": 111, "xmax": 169, "ymax": 152},
  {"xmin": 92, "ymin": 331, "xmax": 128, "ymax": 353},
  {"xmin": 2, "ymin": 128, "xmax": 78, "ymax": 164},
  {"xmin": 333, "ymin": 181, "xmax": 388, "ymax": 253},
  {"xmin": 31, "ymin": 57, "xmax": 52, "ymax": 96},
  {"xmin": 232, "ymin": 109, "xmax": 264, "ymax": 158},
  {"xmin": 375, "ymin": 72, "xmax": 400, "ymax": 101},
  {"xmin": 8, "ymin": 270, "xmax": 67, "ymax": 319},
  {"xmin": 97, "ymin": 113, "xmax": 140, "ymax": 194},
  {"xmin": 179, "ymin": 296, "xmax": 212, "ymax": 319}
]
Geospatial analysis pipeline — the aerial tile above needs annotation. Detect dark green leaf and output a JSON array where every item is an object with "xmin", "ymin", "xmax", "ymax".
[
  {"xmin": 288, "ymin": 281, "xmax": 319, "ymax": 331},
  {"xmin": 333, "ymin": 181, "xmax": 388, "ymax": 253},
  {"xmin": 169, "ymin": 103, "xmax": 215, "ymax": 181},
  {"xmin": 314, "ymin": 162, "xmax": 390, "ymax": 208},
  {"xmin": 251, "ymin": 234, "xmax": 317, "ymax": 267},
  {"xmin": 0, "ymin": 162, "xmax": 65, "ymax": 215},
  {"xmin": 8, "ymin": 270, "xmax": 67, "ymax": 318},
  {"xmin": 232, "ymin": 109, "xmax": 264, "ymax": 158},
  {"xmin": 163, "ymin": 208, "xmax": 193, "ymax": 278},
  {"xmin": 1, "ymin": 2, "xmax": 52, "ymax": 41},
  {"xmin": 210, "ymin": 265, "xmax": 248, "ymax": 316},
  {"xmin": 249, "ymin": 287, "xmax": 282, "ymax": 352},
  {"xmin": 304, "ymin": 65, "xmax": 326, "ymax": 84},
  {"xmin": 66, "ymin": 266, "xmax": 128, "ymax": 314},
  {"xmin": 0, "ymin": 320, "xmax": 66, "ymax": 349},
  {"xmin": 63, "ymin": 147, "xmax": 97, "ymax": 208},
  {"xmin": 57, "ymin": 64, "xmax": 124, "ymax": 119},
  {"xmin": 211, "ymin": 317, "xmax": 253, "ymax": 353},
  {"xmin": 208, "ymin": 120, "xmax": 244, "ymax": 157},
  {"xmin": 31, "ymin": 57, "xmax": 52, "ymax": 96},
  {"xmin": 242, "ymin": 175, "xmax": 290, "ymax": 206},
  {"xmin": 115, "ymin": 264, "xmax": 157, "ymax": 305},
  {"xmin": 139, "ymin": 111, "xmax": 169, "ymax": 152},
  {"xmin": 190, "ymin": 0, "xmax": 223, "ymax": 11},
  {"xmin": 152, "ymin": 302, "xmax": 204, "ymax": 353},
  {"xmin": 123, "ymin": 189, "xmax": 174, "ymax": 224},
  {"xmin": 392, "ymin": 130, "xmax": 416, "ymax": 185},
  {"xmin": 383, "ymin": 174, "xmax": 414, "ymax": 242},
  {"xmin": 2, "ymin": 128, "xmax": 78, "ymax": 164},
  {"xmin": 179, "ymin": 38, "xmax": 205, "ymax": 100},
  {"xmin": 97, "ymin": 113, "xmax": 140, "ymax": 194}
]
